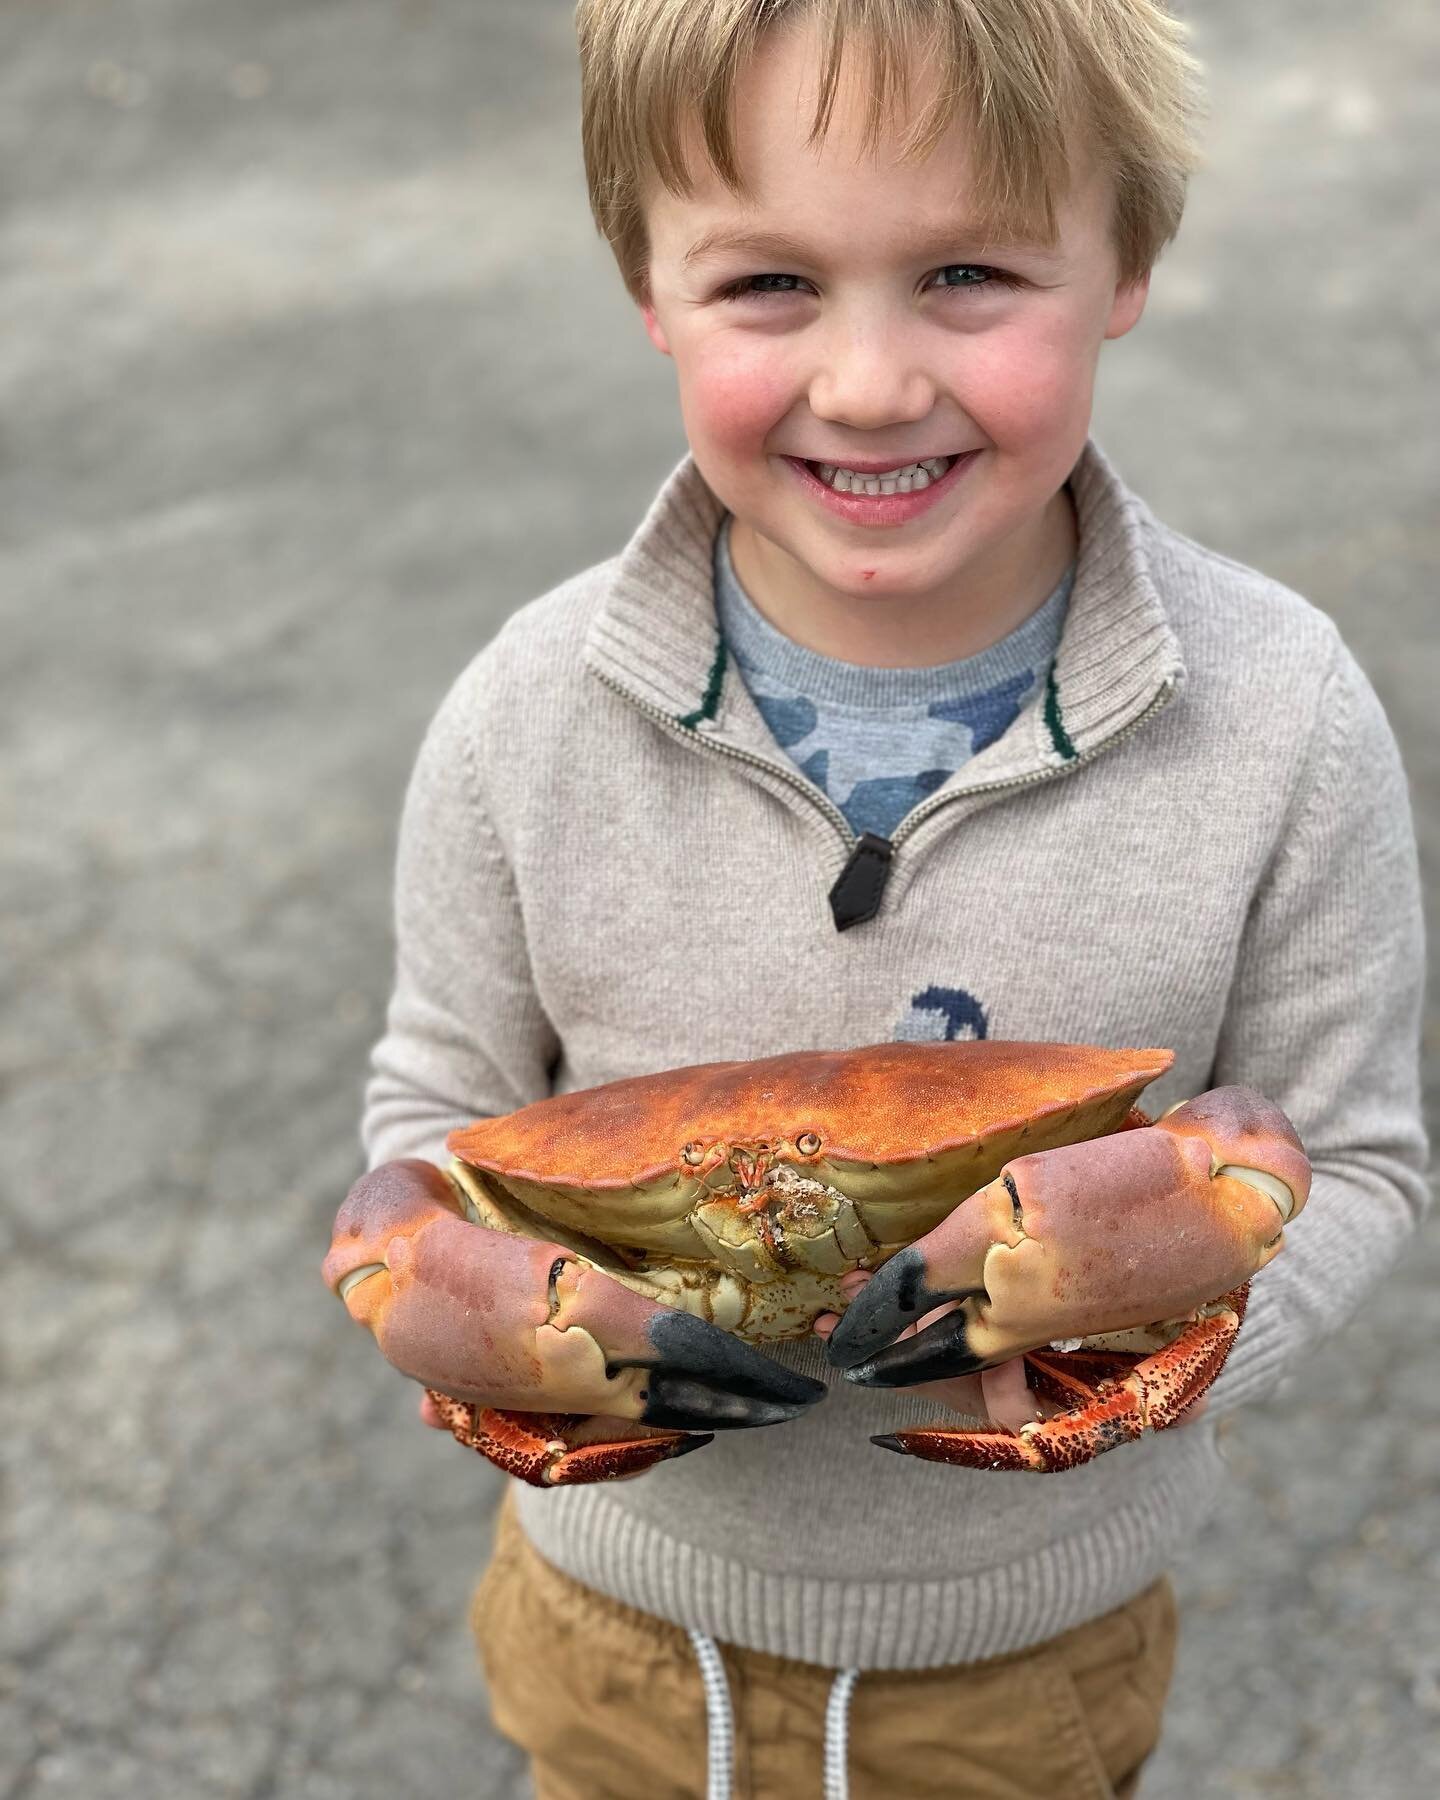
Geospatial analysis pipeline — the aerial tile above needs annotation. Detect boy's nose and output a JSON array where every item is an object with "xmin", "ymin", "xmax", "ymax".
[{"xmin": 804, "ymin": 333, "xmax": 940, "ymax": 431}]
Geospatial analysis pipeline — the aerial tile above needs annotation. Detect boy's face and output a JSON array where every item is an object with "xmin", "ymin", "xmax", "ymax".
[{"xmin": 638, "ymin": 22, "xmax": 1149, "ymax": 654}]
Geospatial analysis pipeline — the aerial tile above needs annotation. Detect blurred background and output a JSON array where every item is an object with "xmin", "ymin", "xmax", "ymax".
[{"xmin": 3, "ymin": 1, "xmax": 1436, "ymax": 1795}]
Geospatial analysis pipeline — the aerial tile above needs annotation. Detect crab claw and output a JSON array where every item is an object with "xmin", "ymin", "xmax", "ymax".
[
  {"xmin": 826, "ymin": 1085, "xmax": 1309, "ymax": 1399},
  {"xmin": 323, "ymin": 1159, "xmax": 826, "ymax": 1484}
]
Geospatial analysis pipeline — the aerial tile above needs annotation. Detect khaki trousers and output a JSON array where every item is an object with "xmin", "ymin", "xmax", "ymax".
[{"xmin": 470, "ymin": 1490, "xmax": 1178, "ymax": 1800}]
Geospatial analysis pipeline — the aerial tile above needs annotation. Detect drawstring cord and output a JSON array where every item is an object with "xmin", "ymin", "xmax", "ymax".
[
  {"xmin": 687, "ymin": 1630, "xmax": 860, "ymax": 1800},
  {"xmin": 687, "ymin": 1631, "xmax": 735, "ymax": 1800},
  {"xmin": 822, "ymin": 1666, "xmax": 861, "ymax": 1800}
]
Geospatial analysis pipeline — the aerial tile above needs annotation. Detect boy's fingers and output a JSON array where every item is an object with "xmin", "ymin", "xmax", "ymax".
[
  {"xmin": 814, "ymin": 1287, "xmax": 961, "ymax": 1346},
  {"xmin": 978, "ymin": 1356, "xmax": 1044, "ymax": 1431},
  {"xmin": 813, "ymin": 1267, "xmax": 875, "ymax": 1339}
]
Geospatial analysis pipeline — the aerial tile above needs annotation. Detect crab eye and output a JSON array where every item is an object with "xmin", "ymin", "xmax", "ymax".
[
  {"xmin": 796, "ymin": 1132, "xmax": 821, "ymax": 1156},
  {"xmin": 682, "ymin": 1142, "xmax": 706, "ymax": 1166}
]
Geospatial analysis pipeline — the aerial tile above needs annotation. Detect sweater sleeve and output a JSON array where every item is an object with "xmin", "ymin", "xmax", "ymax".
[
  {"xmin": 360, "ymin": 660, "xmax": 560, "ymax": 1170},
  {"xmin": 1201, "ymin": 633, "xmax": 1431, "ymax": 1416}
]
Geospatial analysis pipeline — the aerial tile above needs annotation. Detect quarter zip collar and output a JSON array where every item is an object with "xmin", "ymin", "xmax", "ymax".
[{"xmin": 582, "ymin": 439, "xmax": 1186, "ymax": 790}]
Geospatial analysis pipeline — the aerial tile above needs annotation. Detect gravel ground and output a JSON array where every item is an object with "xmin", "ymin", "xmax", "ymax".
[{"xmin": 3, "ymin": 3, "xmax": 1436, "ymax": 1796}]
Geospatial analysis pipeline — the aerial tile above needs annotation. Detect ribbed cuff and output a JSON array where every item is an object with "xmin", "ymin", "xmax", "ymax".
[
  {"xmin": 1201, "ymin": 1163, "xmax": 1414, "ymax": 1422},
  {"xmin": 1199, "ymin": 1277, "xmax": 1295, "ymax": 1420}
]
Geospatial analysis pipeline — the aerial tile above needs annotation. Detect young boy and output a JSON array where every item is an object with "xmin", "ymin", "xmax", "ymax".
[{"xmin": 330, "ymin": 2, "xmax": 1429, "ymax": 1794}]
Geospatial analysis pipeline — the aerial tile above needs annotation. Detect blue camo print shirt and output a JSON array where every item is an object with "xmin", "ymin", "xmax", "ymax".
[{"xmin": 713, "ymin": 514, "xmax": 1073, "ymax": 841}]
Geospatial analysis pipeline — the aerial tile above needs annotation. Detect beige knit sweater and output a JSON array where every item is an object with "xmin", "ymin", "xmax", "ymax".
[{"xmin": 361, "ymin": 438, "xmax": 1429, "ymax": 1670}]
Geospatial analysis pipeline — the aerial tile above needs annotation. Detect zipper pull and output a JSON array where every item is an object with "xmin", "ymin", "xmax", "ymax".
[{"xmin": 828, "ymin": 832, "xmax": 893, "ymax": 931}]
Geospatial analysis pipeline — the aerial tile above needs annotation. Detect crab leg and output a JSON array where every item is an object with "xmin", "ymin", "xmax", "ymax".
[
  {"xmin": 423, "ymin": 1395, "xmax": 709, "ymax": 1487},
  {"xmin": 825, "ymin": 1087, "xmax": 1309, "ymax": 1463},
  {"xmin": 875, "ymin": 1288, "xmax": 1249, "ymax": 1471},
  {"xmin": 323, "ymin": 1159, "xmax": 825, "ymax": 1485}
]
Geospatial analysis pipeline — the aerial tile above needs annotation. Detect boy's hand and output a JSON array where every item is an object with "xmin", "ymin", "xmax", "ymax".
[{"xmin": 325, "ymin": 1159, "xmax": 825, "ymax": 1485}]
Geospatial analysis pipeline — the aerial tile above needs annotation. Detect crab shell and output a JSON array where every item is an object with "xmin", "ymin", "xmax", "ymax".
[{"xmin": 444, "ymin": 1040, "xmax": 1173, "ymax": 1342}]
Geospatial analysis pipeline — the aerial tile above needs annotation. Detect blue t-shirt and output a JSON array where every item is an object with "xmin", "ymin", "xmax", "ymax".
[{"xmin": 713, "ymin": 515, "xmax": 1073, "ymax": 840}]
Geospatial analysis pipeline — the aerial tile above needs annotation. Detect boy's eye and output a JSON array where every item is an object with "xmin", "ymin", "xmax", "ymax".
[{"xmin": 714, "ymin": 264, "xmax": 1022, "ymax": 303}]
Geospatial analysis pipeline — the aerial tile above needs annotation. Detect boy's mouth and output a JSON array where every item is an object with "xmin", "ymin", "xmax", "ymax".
[
  {"xmin": 800, "ymin": 455, "xmax": 959, "ymax": 494},
  {"xmin": 783, "ymin": 451, "xmax": 979, "ymax": 524}
]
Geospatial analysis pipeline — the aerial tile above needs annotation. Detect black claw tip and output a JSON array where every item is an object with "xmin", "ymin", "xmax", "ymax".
[
  {"xmin": 634, "ymin": 1312, "xmax": 827, "ymax": 1431},
  {"xmin": 641, "ymin": 1374, "xmax": 817, "ymax": 1432},
  {"xmin": 644, "ymin": 1310, "xmax": 827, "ymax": 1409},
  {"xmin": 824, "ymin": 1248, "xmax": 982, "ymax": 1371},
  {"xmin": 841, "ymin": 1309, "xmax": 987, "ymax": 1387},
  {"xmin": 669, "ymin": 1433, "xmax": 714, "ymax": 1458},
  {"xmin": 870, "ymin": 1434, "xmax": 909, "ymax": 1455}
]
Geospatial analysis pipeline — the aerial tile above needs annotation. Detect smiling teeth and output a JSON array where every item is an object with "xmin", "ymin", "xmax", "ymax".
[{"xmin": 814, "ymin": 457, "xmax": 954, "ymax": 494}]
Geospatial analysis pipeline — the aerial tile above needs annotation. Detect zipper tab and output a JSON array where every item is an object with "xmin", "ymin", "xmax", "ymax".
[
  {"xmin": 828, "ymin": 832, "xmax": 893, "ymax": 932},
  {"xmin": 590, "ymin": 662, "xmax": 1181, "ymax": 931}
]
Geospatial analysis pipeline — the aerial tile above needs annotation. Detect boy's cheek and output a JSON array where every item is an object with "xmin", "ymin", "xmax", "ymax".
[
  {"xmin": 683, "ymin": 351, "xmax": 796, "ymax": 456},
  {"xmin": 984, "ymin": 364, "xmax": 1078, "ymax": 436},
  {"xmin": 966, "ymin": 344, "xmax": 1092, "ymax": 445}
]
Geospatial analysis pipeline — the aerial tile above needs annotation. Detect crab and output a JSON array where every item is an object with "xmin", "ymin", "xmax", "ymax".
[{"xmin": 324, "ymin": 1039, "xmax": 1310, "ymax": 1485}]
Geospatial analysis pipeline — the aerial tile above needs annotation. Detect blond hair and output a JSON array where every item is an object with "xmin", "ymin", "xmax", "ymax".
[{"xmin": 575, "ymin": 0, "xmax": 1205, "ymax": 300}]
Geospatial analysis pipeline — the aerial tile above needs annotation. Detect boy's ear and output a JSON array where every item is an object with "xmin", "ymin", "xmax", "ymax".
[
  {"xmin": 640, "ymin": 300, "xmax": 673, "ymax": 357},
  {"xmin": 1104, "ymin": 272, "xmax": 1151, "ymax": 341}
]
